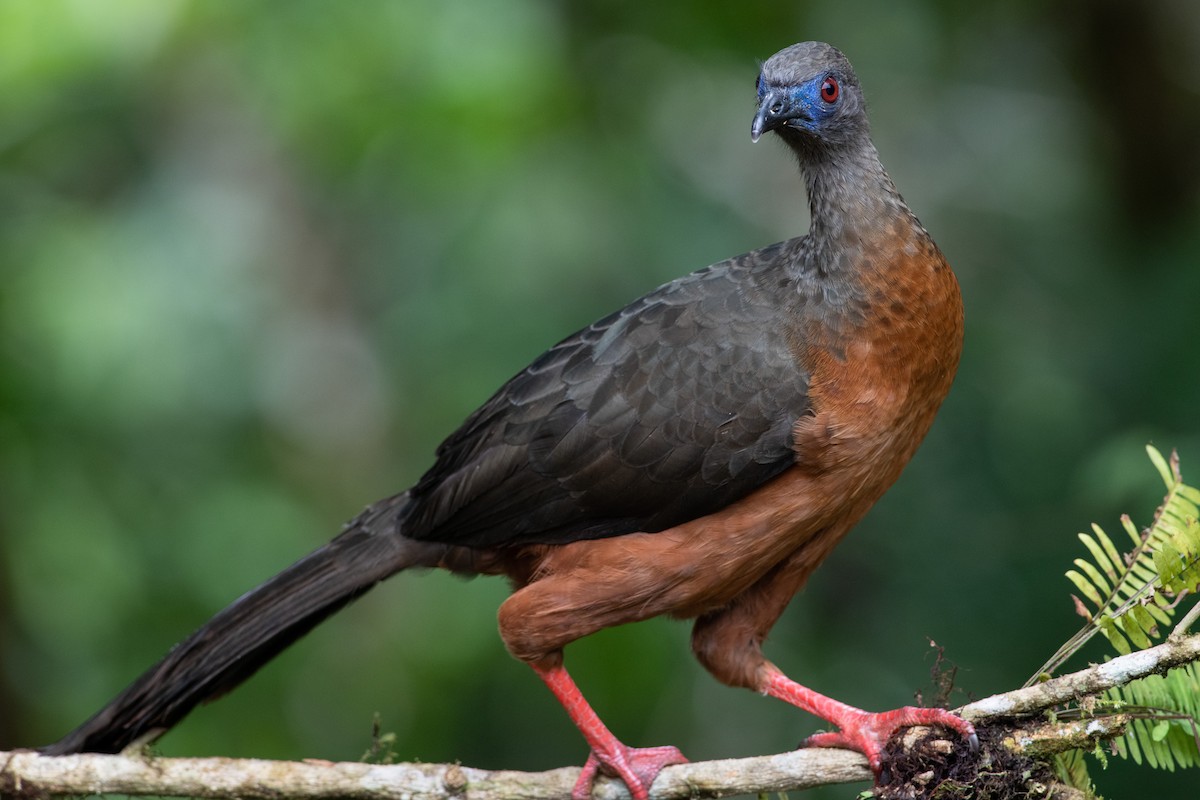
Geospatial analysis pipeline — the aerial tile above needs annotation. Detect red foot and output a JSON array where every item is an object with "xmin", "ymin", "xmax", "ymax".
[
  {"xmin": 802, "ymin": 705, "xmax": 977, "ymax": 775},
  {"xmin": 573, "ymin": 744, "xmax": 688, "ymax": 800},
  {"xmin": 761, "ymin": 668, "xmax": 977, "ymax": 778},
  {"xmin": 532, "ymin": 659, "xmax": 686, "ymax": 800}
]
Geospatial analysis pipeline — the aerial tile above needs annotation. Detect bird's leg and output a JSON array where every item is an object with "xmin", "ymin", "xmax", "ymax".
[
  {"xmin": 761, "ymin": 664, "xmax": 978, "ymax": 774},
  {"xmin": 531, "ymin": 655, "xmax": 687, "ymax": 800},
  {"xmin": 691, "ymin": 546, "xmax": 976, "ymax": 778}
]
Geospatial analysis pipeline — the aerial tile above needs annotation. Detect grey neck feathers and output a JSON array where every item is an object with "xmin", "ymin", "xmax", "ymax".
[{"xmin": 793, "ymin": 137, "xmax": 918, "ymax": 272}]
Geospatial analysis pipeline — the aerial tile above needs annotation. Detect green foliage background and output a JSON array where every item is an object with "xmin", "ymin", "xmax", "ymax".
[{"xmin": 1, "ymin": 2, "xmax": 1198, "ymax": 797}]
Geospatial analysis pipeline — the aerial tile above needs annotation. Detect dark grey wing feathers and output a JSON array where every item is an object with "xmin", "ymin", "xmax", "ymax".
[{"xmin": 400, "ymin": 240, "xmax": 811, "ymax": 548}]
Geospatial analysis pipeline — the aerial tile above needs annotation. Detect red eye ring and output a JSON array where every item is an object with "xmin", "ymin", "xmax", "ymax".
[{"xmin": 820, "ymin": 76, "xmax": 839, "ymax": 103}]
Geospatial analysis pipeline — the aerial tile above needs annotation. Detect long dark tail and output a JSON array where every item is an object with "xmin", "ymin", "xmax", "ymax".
[{"xmin": 43, "ymin": 493, "xmax": 445, "ymax": 755}]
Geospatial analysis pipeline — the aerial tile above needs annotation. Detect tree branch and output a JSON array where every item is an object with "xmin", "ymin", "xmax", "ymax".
[
  {"xmin": 958, "ymin": 631, "xmax": 1200, "ymax": 723},
  {"xmin": 0, "ymin": 748, "xmax": 872, "ymax": 800},
  {"xmin": 5, "ymin": 633, "xmax": 1198, "ymax": 800}
]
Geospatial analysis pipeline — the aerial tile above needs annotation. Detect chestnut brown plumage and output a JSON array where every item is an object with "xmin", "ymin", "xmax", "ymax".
[{"xmin": 44, "ymin": 42, "xmax": 974, "ymax": 800}]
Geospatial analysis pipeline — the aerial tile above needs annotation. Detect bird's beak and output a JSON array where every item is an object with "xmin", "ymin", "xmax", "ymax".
[{"xmin": 751, "ymin": 90, "xmax": 805, "ymax": 143}]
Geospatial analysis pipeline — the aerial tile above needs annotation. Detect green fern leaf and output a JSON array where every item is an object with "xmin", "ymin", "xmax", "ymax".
[
  {"xmin": 1034, "ymin": 446, "xmax": 1200, "ymax": 780},
  {"xmin": 1098, "ymin": 616, "xmax": 1131, "ymax": 655},
  {"xmin": 1053, "ymin": 748, "xmax": 1101, "ymax": 798},
  {"xmin": 1079, "ymin": 532, "xmax": 1117, "ymax": 578},
  {"xmin": 1148, "ymin": 445, "xmax": 1173, "ymax": 487},
  {"xmin": 1097, "ymin": 663, "xmax": 1200, "ymax": 771},
  {"xmin": 1073, "ymin": 557, "xmax": 1113, "ymax": 597},
  {"xmin": 1027, "ymin": 446, "xmax": 1200, "ymax": 683},
  {"xmin": 1066, "ymin": 567, "xmax": 1105, "ymax": 607},
  {"xmin": 1117, "ymin": 613, "xmax": 1152, "ymax": 650},
  {"xmin": 1095, "ymin": 526, "xmax": 1124, "ymax": 576}
]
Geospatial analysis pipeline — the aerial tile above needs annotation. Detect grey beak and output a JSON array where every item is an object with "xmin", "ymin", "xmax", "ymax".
[
  {"xmin": 751, "ymin": 91, "xmax": 804, "ymax": 143},
  {"xmin": 751, "ymin": 103, "xmax": 770, "ymax": 143}
]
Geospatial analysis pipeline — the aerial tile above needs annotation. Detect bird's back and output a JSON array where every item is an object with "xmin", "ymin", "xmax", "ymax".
[{"xmin": 400, "ymin": 237, "xmax": 817, "ymax": 549}]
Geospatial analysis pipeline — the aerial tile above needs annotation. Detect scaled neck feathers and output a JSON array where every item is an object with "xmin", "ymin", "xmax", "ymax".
[{"xmin": 793, "ymin": 138, "xmax": 923, "ymax": 272}]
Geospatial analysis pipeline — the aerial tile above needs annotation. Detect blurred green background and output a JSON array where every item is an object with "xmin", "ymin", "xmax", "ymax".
[{"xmin": 2, "ymin": 1, "xmax": 1198, "ymax": 797}]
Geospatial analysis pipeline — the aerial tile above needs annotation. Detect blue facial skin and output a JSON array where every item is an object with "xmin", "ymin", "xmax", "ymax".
[{"xmin": 752, "ymin": 73, "xmax": 839, "ymax": 142}]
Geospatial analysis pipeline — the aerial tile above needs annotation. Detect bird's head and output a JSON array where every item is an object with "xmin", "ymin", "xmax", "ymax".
[{"xmin": 751, "ymin": 42, "xmax": 868, "ymax": 150}]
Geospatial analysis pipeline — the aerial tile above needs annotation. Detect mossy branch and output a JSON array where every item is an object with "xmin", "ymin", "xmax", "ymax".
[
  {"xmin": 5, "ymin": 633, "xmax": 1199, "ymax": 800},
  {"xmin": 1, "ymin": 746, "xmax": 871, "ymax": 800}
]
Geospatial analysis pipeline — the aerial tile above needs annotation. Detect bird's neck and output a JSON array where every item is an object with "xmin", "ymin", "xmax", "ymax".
[{"xmin": 797, "ymin": 140, "xmax": 921, "ymax": 268}]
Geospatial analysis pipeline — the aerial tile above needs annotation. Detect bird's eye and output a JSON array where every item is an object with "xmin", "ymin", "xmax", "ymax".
[{"xmin": 820, "ymin": 76, "xmax": 839, "ymax": 103}]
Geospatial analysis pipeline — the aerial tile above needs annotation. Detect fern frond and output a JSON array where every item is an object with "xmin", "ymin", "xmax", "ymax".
[
  {"xmin": 1102, "ymin": 663, "xmax": 1200, "ymax": 771},
  {"xmin": 1053, "ymin": 748, "xmax": 1101, "ymax": 798},
  {"xmin": 1026, "ymin": 445, "xmax": 1200, "ymax": 684},
  {"xmin": 1056, "ymin": 753, "xmax": 1099, "ymax": 800},
  {"xmin": 1038, "ymin": 446, "xmax": 1200, "ymax": 779}
]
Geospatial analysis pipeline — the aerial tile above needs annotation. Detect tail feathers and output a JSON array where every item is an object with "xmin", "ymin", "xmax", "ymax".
[{"xmin": 43, "ymin": 494, "xmax": 443, "ymax": 756}]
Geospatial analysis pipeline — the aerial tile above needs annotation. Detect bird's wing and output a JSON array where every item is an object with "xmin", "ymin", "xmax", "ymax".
[{"xmin": 401, "ymin": 240, "xmax": 812, "ymax": 548}]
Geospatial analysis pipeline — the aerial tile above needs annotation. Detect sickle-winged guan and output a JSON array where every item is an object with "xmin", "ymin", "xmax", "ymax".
[{"xmin": 44, "ymin": 41, "xmax": 975, "ymax": 799}]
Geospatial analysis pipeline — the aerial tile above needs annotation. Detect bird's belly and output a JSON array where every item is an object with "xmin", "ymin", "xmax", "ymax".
[{"xmin": 524, "ymin": 462, "xmax": 859, "ymax": 621}]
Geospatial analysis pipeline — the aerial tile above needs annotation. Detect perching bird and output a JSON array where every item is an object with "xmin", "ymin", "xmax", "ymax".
[{"xmin": 44, "ymin": 42, "xmax": 975, "ymax": 799}]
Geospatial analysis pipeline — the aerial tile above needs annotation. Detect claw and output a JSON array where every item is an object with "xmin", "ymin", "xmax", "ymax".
[
  {"xmin": 533, "ymin": 659, "xmax": 687, "ymax": 800},
  {"xmin": 572, "ymin": 744, "xmax": 688, "ymax": 800},
  {"xmin": 802, "ymin": 706, "xmax": 976, "ymax": 775},
  {"xmin": 761, "ymin": 667, "xmax": 975, "ymax": 779}
]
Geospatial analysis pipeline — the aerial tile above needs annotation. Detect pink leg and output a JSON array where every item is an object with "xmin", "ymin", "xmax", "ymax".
[
  {"xmin": 762, "ymin": 666, "xmax": 977, "ymax": 774},
  {"xmin": 532, "ymin": 659, "xmax": 687, "ymax": 800}
]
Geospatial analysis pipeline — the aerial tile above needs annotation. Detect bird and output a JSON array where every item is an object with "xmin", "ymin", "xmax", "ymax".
[{"xmin": 43, "ymin": 41, "xmax": 975, "ymax": 800}]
